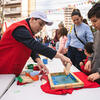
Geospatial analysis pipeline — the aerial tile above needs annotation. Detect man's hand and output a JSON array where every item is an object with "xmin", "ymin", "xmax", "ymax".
[
  {"xmin": 35, "ymin": 58, "xmax": 49, "ymax": 74},
  {"xmin": 54, "ymin": 52, "xmax": 72, "ymax": 66},
  {"xmin": 79, "ymin": 61, "xmax": 84, "ymax": 66},
  {"xmin": 60, "ymin": 55, "xmax": 72, "ymax": 66},
  {"xmin": 84, "ymin": 60, "xmax": 92, "ymax": 72}
]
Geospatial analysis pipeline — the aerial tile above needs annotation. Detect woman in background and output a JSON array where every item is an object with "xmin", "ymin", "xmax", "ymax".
[{"xmin": 65, "ymin": 9, "xmax": 94, "ymax": 70}]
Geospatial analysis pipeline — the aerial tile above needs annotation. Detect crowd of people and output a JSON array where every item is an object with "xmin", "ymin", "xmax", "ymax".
[
  {"xmin": 55, "ymin": 2, "xmax": 100, "ymax": 83},
  {"xmin": 0, "ymin": 2, "xmax": 100, "ymax": 84}
]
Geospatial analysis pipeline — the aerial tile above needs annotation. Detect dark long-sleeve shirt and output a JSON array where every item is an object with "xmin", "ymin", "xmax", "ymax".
[{"xmin": 12, "ymin": 18, "xmax": 57, "ymax": 62}]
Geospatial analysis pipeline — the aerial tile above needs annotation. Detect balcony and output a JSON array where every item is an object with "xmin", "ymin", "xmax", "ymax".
[
  {"xmin": 4, "ymin": 7, "xmax": 21, "ymax": 17},
  {"xmin": 3, "ymin": 0, "xmax": 21, "ymax": 6}
]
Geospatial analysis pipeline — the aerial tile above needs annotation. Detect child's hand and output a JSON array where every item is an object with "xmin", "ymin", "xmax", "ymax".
[
  {"xmin": 84, "ymin": 60, "xmax": 92, "ymax": 72},
  {"xmin": 88, "ymin": 72, "xmax": 100, "ymax": 81},
  {"xmin": 79, "ymin": 62, "xmax": 84, "ymax": 66},
  {"xmin": 63, "ymin": 48, "xmax": 68, "ymax": 54}
]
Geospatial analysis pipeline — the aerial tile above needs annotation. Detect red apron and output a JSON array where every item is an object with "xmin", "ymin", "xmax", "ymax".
[{"xmin": 0, "ymin": 20, "xmax": 33, "ymax": 76}]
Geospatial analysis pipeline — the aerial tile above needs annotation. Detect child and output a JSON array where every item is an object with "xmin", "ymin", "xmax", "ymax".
[
  {"xmin": 85, "ymin": 2, "xmax": 100, "ymax": 83},
  {"xmin": 58, "ymin": 27, "xmax": 68, "ymax": 54},
  {"xmin": 80, "ymin": 42, "xmax": 93, "ymax": 73}
]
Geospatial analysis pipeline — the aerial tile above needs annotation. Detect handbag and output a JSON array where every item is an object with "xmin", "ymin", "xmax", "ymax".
[{"xmin": 74, "ymin": 24, "xmax": 86, "ymax": 45}]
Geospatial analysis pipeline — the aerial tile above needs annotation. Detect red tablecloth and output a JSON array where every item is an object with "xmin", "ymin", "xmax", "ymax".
[{"xmin": 40, "ymin": 72, "xmax": 100, "ymax": 95}]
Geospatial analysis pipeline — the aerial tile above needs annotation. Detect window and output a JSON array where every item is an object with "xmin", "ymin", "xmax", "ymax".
[
  {"xmin": 10, "ymin": 0, "xmax": 16, "ymax": 1},
  {"xmin": 10, "ymin": 7, "xmax": 16, "ymax": 11}
]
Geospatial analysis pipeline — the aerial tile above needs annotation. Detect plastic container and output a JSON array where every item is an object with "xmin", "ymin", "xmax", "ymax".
[
  {"xmin": 25, "ymin": 71, "xmax": 39, "ymax": 81},
  {"xmin": 42, "ymin": 58, "xmax": 48, "ymax": 64}
]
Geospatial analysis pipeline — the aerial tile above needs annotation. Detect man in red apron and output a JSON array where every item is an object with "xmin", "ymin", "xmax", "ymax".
[{"xmin": 0, "ymin": 11, "xmax": 72, "ymax": 76}]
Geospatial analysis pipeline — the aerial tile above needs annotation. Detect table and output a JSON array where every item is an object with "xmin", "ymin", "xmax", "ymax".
[
  {"xmin": 1, "ymin": 58, "xmax": 100, "ymax": 100},
  {"xmin": 0, "ymin": 74, "xmax": 15, "ymax": 99}
]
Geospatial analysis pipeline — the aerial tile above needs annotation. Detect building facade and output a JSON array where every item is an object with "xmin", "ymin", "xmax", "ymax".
[
  {"xmin": 0, "ymin": 0, "xmax": 36, "ymax": 33},
  {"xmin": 64, "ymin": 7, "xmax": 74, "ymax": 30}
]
